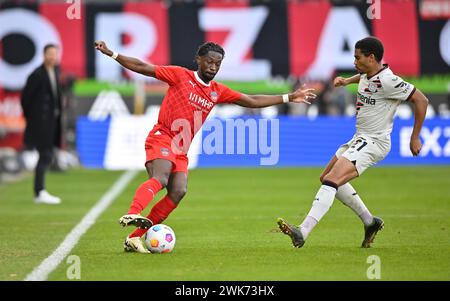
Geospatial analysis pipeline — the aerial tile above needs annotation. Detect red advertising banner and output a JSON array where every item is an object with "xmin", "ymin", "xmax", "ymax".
[
  {"xmin": 123, "ymin": 1, "xmax": 170, "ymax": 66},
  {"xmin": 0, "ymin": 0, "xmax": 448, "ymax": 90},
  {"xmin": 40, "ymin": 2, "xmax": 86, "ymax": 78},
  {"xmin": 372, "ymin": 0, "xmax": 420, "ymax": 75},
  {"xmin": 288, "ymin": 1, "xmax": 331, "ymax": 77},
  {"xmin": 0, "ymin": 91, "xmax": 24, "ymax": 150},
  {"xmin": 420, "ymin": 0, "xmax": 450, "ymax": 20}
]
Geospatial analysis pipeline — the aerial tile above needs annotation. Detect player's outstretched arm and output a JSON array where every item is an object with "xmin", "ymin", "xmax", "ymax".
[
  {"xmin": 94, "ymin": 41, "xmax": 156, "ymax": 77},
  {"xmin": 409, "ymin": 89, "xmax": 429, "ymax": 156},
  {"xmin": 235, "ymin": 85, "xmax": 316, "ymax": 108},
  {"xmin": 334, "ymin": 74, "xmax": 360, "ymax": 87}
]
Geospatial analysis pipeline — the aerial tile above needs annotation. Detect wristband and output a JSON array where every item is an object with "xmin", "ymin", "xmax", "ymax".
[
  {"xmin": 282, "ymin": 94, "xmax": 290, "ymax": 103},
  {"xmin": 111, "ymin": 52, "xmax": 118, "ymax": 60}
]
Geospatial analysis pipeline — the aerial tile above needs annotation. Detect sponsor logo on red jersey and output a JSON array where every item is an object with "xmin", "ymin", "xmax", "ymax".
[{"xmin": 188, "ymin": 92, "xmax": 214, "ymax": 110}]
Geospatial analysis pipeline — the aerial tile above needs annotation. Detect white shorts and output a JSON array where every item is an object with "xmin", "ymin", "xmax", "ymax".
[{"xmin": 335, "ymin": 134, "xmax": 391, "ymax": 175}]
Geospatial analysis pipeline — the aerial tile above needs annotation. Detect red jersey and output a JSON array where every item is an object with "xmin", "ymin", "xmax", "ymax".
[{"xmin": 153, "ymin": 65, "xmax": 241, "ymax": 142}]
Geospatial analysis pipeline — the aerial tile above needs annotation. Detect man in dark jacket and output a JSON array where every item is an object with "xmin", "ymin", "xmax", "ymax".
[{"xmin": 21, "ymin": 44, "xmax": 62, "ymax": 204}]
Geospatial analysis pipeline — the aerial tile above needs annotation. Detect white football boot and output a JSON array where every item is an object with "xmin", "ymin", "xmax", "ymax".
[
  {"xmin": 118, "ymin": 214, "xmax": 152, "ymax": 229},
  {"xmin": 123, "ymin": 236, "xmax": 150, "ymax": 254},
  {"xmin": 34, "ymin": 190, "xmax": 61, "ymax": 205}
]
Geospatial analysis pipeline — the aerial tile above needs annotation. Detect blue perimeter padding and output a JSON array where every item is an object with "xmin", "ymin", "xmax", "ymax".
[
  {"xmin": 76, "ymin": 117, "xmax": 110, "ymax": 168},
  {"xmin": 76, "ymin": 116, "xmax": 450, "ymax": 168}
]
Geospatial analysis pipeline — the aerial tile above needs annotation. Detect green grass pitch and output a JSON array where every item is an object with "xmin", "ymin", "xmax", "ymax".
[{"xmin": 0, "ymin": 166, "xmax": 449, "ymax": 281}]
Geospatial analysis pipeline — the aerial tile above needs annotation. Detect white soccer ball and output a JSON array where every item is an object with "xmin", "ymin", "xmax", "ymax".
[{"xmin": 144, "ymin": 224, "xmax": 176, "ymax": 253}]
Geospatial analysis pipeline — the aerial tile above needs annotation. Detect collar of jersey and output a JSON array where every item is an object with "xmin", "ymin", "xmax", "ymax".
[
  {"xmin": 367, "ymin": 64, "xmax": 389, "ymax": 80},
  {"xmin": 194, "ymin": 71, "xmax": 211, "ymax": 87}
]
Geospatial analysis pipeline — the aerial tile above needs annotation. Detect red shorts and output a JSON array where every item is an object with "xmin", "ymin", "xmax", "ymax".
[{"xmin": 144, "ymin": 130, "xmax": 189, "ymax": 174}]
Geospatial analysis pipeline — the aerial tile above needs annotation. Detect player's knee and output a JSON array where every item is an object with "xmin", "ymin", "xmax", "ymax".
[
  {"xmin": 319, "ymin": 174, "xmax": 325, "ymax": 183},
  {"xmin": 153, "ymin": 173, "xmax": 170, "ymax": 188},
  {"xmin": 321, "ymin": 176, "xmax": 339, "ymax": 189},
  {"xmin": 168, "ymin": 187, "xmax": 187, "ymax": 204}
]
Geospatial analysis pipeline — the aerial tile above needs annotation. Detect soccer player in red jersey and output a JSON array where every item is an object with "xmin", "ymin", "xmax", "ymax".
[{"xmin": 95, "ymin": 40, "xmax": 316, "ymax": 253}]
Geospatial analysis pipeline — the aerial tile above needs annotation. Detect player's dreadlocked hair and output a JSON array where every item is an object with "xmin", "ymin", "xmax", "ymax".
[
  {"xmin": 355, "ymin": 37, "xmax": 384, "ymax": 62},
  {"xmin": 196, "ymin": 42, "xmax": 225, "ymax": 58}
]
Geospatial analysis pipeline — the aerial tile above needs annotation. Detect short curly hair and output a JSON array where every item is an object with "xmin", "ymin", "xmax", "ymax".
[
  {"xmin": 355, "ymin": 37, "xmax": 384, "ymax": 62},
  {"xmin": 196, "ymin": 42, "xmax": 225, "ymax": 58}
]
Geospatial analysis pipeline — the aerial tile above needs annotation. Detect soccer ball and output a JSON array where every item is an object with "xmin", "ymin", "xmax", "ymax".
[{"xmin": 144, "ymin": 224, "xmax": 176, "ymax": 253}]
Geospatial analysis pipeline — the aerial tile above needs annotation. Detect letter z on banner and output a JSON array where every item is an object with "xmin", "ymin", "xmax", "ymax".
[{"xmin": 199, "ymin": 1, "xmax": 270, "ymax": 81}]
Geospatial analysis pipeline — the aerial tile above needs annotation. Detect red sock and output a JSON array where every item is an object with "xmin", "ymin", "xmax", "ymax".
[
  {"xmin": 128, "ymin": 195, "xmax": 177, "ymax": 238},
  {"xmin": 148, "ymin": 195, "xmax": 177, "ymax": 225},
  {"xmin": 127, "ymin": 178, "xmax": 163, "ymax": 215}
]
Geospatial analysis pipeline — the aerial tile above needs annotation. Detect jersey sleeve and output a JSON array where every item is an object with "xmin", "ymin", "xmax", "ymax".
[
  {"xmin": 155, "ymin": 65, "xmax": 184, "ymax": 86},
  {"xmin": 382, "ymin": 74, "xmax": 416, "ymax": 102},
  {"xmin": 217, "ymin": 84, "xmax": 242, "ymax": 104}
]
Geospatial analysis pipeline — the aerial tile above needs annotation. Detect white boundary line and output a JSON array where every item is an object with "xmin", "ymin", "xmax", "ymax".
[{"xmin": 24, "ymin": 170, "xmax": 138, "ymax": 281}]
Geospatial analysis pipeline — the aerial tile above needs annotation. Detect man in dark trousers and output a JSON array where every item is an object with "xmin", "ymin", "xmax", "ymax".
[{"xmin": 21, "ymin": 44, "xmax": 62, "ymax": 204}]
